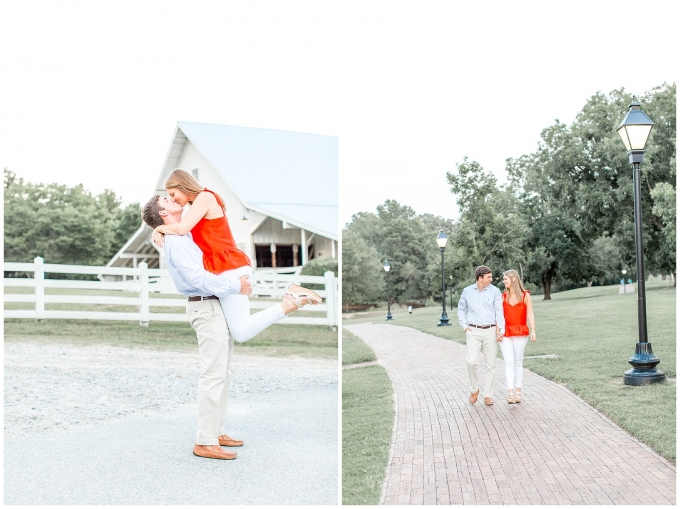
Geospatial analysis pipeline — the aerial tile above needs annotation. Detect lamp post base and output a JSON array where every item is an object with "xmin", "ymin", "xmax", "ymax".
[
  {"xmin": 386, "ymin": 313, "xmax": 393, "ymax": 321},
  {"xmin": 623, "ymin": 367, "xmax": 666, "ymax": 385},
  {"xmin": 623, "ymin": 342, "xmax": 666, "ymax": 385},
  {"xmin": 437, "ymin": 317, "xmax": 451, "ymax": 327}
]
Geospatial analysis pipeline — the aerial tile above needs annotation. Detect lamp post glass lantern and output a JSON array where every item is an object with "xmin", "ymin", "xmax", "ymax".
[
  {"xmin": 383, "ymin": 260, "xmax": 393, "ymax": 321},
  {"xmin": 616, "ymin": 98, "xmax": 664, "ymax": 385},
  {"xmin": 436, "ymin": 230, "xmax": 451, "ymax": 326}
]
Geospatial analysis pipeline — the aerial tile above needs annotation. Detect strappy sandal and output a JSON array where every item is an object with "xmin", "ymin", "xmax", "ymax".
[
  {"xmin": 514, "ymin": 388, "xmax": 522, "ymax": 403},
  {"xmin": 507, "ymin": 390, "xmax": 516, "ymax": 404},
  {"xmin": 285, "ymin": 284, "xmax": 322, "ymax": 310}
]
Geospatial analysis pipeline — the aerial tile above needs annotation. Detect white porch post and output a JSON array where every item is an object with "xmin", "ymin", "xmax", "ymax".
[
  {"xmin": 34, "ymin": 256, "xmax": 45, "ymax": 322},
  {"xmin": 301, "ymin": 229, "xmax": 307, "ymax": 266},
  {"xmin": 292, "ymin": 244, "xmax": 299, "ymax": 266},
  {"xmin": 139, "ymin": 262, "xmax": 149, "ymax": 327},
  {"xmin": 331, "ymin": 239, "xmax": 336, "ymax": 259},
  {"xmin": 324, "ymin": 270, "xmax": 336, "ymax": 329}
]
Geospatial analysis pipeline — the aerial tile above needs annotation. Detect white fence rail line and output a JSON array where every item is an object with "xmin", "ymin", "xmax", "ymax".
[{"xmin": 4, "ymin": 257, "xmax": 338, "ymax": 327}]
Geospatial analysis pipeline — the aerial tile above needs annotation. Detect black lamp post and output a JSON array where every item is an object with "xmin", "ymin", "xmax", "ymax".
[
  {"xmin": 616, "ymin": 97, "xmax": 665, "ymax": 385},
  {"xmin": 449, "ymin": 275, "xmax": 454, "ymax": 311},
  {"xmin": 436, "ymin": 230, "xmax": 451, "ymax": 326},
  {"xmin": 621, "ymin": 268, "xmax": 627, "ymax": 294},
  {"xmin": 383, "ymin": 260, "xmax": 393, "ymax": 321}
]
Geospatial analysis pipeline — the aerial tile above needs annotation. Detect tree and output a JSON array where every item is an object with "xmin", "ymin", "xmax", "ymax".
[
  {"xmin": 340, "ymin": 228, "xmax": 385, "ymax": 309},
  {"xmin": 4, "ymin": 170, "xmax": 141, "ymax": 272},
  {"xmin": 446, "ymin": 158, "xmax": 528, "ymax": 287},
  {"xmin": 505, "ymin": 84, "xmax": 676, "ymax": 297}
]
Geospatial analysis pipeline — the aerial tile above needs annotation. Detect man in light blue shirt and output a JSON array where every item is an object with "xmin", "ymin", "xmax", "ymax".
[
  {"xmin": 457, "ymin": 265, "xmax": 505, "ymax": 406},
  {"xmin": 143, "ymin": 195, "xmax": 250, "ymax": 461}
]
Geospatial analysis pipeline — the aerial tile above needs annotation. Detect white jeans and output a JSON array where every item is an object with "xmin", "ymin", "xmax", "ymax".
[
  {"xmin": 465, "ymin": 326, "xmax": 498, "ymax": 398},
  {"xmin": 498, "ymin": 336, "xmax": 529, "ymax": 389},
  {"xmin": 218, "ymin": 265, "xmax": 286, "ymax": 342}
]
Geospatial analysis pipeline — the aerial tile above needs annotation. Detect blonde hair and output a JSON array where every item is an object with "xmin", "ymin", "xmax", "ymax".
[
  {"xmin": 503, "ymin": 269, "xmax": 527, "ymax": 301},
  {"xmin": 164, "ymin": 169, "xmax": 225, "ymax": 212}
]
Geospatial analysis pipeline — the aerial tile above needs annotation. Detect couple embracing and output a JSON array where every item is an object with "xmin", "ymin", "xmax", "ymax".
[
  {"xmin": 142, "ymin": 169, "xmax": 321, "ymax": 460},
  {"xmin": 457, "ymin": 265, "xmax": 537, "ymax": 406}
]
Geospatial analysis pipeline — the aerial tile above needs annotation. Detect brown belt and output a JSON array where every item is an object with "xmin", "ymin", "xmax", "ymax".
[
  {"xmin": 469, "ymin": 324, "xmax": 496, "ymax": 329},
  {"xmin": 187, "ymin": 295, "xmax": 219, "ymax": 302}
]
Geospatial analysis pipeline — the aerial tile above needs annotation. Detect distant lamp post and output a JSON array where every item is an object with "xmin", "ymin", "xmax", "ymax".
[
  {"xmin": 449, "ymin": 275, "xmax": 454, "ymax": 311},
  {"xmin": 616, "ymin": 97, "xmax": 665, "ymax": 385},
  {"xmin": 383, "ymin": 260, "xmax": 393, "ymax": 321},
  {"xmin": 622, "ymin": 268, "xmax": 627, "ymax": 294},
  {"xmin": 436, "ymin": 230, "xmax": 451, "ymax": 326}
]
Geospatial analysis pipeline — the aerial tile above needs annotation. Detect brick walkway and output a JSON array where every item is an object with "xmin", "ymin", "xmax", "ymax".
[{"xmin": 344, "ymin": 323, "xmax": 676, "ymax": 505}]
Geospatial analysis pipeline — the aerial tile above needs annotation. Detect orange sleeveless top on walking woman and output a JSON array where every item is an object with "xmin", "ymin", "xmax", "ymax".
[
  {"xmin": 190, "ymin": 189, "xmax": 251, "ymax": 274},
  {"xmin": 502, "ymin": 290, "xmax": 530, "ymax": 337}
]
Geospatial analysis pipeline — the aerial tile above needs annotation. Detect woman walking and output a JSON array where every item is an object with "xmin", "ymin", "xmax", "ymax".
[
  {"xmin": 152, "ymin": 169, "xmax": 321, "ymax": 342},
  {"xmin": 499, "ymin": 269, "xmax": 536, "ymax": 404}
]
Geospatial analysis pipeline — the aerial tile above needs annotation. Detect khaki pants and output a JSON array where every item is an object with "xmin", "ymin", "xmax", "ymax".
[
  {"xmin": 187, "ymin": 299, "xmax": 233, "ymax": 446},
  {"xmin": 465, "ymin": 326, "xmax": 498, "ymax": 398}
]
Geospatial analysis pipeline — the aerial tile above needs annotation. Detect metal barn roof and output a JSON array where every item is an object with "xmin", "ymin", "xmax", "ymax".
[{"xmin": 174, "ymin": 122, "xmax": 338, "ymax": 239}]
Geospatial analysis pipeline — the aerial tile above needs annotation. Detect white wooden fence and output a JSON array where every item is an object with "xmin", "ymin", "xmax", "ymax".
[{"xmin": 4, "ymin": 257, "xmax": 338, "ymax": 328}]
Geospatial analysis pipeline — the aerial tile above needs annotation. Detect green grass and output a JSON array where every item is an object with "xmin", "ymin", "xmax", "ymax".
[
  {"xmin": 343, "ymin": 362, "xmax": 394, "ymax": 505},
  {"xmin": 4, "ymin": 319, "xmax": 338, "ymax": 358},
  {"xmin": 343, "ymin": 280, "xmax": 676, "ymax": 463},
  {"xmin": 342, "ymin": 329, "xmax": 377, "ymax": 365},
  {"xmin": 4, "ymin": 286, "xmax": 337, "ymax": 358}
]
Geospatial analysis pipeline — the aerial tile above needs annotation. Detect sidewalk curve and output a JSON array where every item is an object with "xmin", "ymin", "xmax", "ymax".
[{"xmin": 344, "ymin": 322, "xmax": 675, "ymax": 505}]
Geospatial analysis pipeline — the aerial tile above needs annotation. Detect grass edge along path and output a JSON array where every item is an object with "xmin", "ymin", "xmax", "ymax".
[
  {"xmin": 342, "ymin": 329, "xmax": 394, "ymax": 505},
  {"xmin": 343, "ymin": 281, "xmax": 676, "ymax": 464}
]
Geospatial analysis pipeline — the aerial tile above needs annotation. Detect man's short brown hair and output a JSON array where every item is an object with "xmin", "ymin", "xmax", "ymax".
[
  {"xmin": 475, "ymin": 265, "xmax": 492, "ymax": 281},
  {"xmin": 141, "ymin": 195, "xmax": 165, "ymax": 229}
]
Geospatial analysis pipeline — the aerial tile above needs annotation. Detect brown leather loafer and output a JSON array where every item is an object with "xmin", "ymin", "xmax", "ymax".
[
  {"xmin": 218, "ymin": 434, "xmax": 244, "ymax": 447},
  {"xmin": 193, "ymin": 444, "xmax": 237, "ymax": 460},
  {"xmin": 484, "ymin": 397, "xmax": 494, "ymax": 406},
  {"xmin": 469, "ymin": 390, "xmax": 480, "ymax": 404}
]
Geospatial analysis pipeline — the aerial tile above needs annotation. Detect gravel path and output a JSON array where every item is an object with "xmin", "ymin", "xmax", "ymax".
[
  {"xmin": 4, "ymin": 342, "xmax": 337, "ymax": 437},
  {"xmin": 4, "ymin": 341, "xmax": 338, "ymax": 505}
]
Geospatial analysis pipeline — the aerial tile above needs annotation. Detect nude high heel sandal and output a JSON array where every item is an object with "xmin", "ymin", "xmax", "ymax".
[{"xmin": 285, "ymin": 284, "xmax": 322, "ymax": 310}]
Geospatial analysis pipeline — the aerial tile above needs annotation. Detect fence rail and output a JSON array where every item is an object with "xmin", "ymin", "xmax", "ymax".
[{"xmin": 4, "ymin": 257, "xmax": 338, "ymax": 327}]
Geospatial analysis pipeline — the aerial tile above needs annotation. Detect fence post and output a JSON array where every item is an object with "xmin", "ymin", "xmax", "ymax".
[
  {"xmin": 324, "ymin": 271, "xmax": 336, "ymax": 330},
  {"xmin": 139, "ymin": 262, "xmax": 149, "ymax": 327},
  {"xmin": 34, "ymin": 256, "xmax": 45, "ymax": 322}
]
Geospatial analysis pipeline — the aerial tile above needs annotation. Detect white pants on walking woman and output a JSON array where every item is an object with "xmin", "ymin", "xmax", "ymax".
[
  {"xmin": 499, "ymin": 336, "xmax": 529, "ymax": 389},
  {"xmin": 217, "ymin": 265, "xmax": 286, "ymax": 342}
]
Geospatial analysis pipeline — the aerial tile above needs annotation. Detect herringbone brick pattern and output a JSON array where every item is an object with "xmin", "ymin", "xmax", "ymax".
[{"xmin": 344, "ymin": 323, "xmax": 676, "ymax": 505}]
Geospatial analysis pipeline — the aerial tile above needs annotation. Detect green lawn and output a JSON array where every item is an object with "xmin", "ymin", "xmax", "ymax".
[
  {"xmin": 4, "ymin": 286, "xmax": 337, "ymax": 358},
  {"xmin": 342, "ymin": 329, "xmax": 394, "ymax": 504},
  {"xmin": 343, "ymin": 280, "xmax": 676, "ymax": 463},
  {"xmin": 342, "ymin": 328, "xmax": 377, "ymax": 365},
  {"xmin": 342, "ymin": 362, "xmax": 394, "ymax": 505}
]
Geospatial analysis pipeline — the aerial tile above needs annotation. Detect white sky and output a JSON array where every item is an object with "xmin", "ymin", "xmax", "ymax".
[{"xmin": 1, "ymin": 0, "xmax": 677, "ymax": 229}]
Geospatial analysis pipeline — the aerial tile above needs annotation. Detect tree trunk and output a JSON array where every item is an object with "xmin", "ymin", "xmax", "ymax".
[{"xmin": 542, "ymin": 269, "xmax": 553, "ymax": 300}]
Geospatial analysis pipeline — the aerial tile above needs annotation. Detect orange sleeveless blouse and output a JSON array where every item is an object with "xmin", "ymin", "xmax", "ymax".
[
  {"xmin": 502, "ymin": 290, "xmax": 530, "ymax": 337},
  {"xmin": 190, "ymin": 189, "xmax": 251, "ymax": 274}
]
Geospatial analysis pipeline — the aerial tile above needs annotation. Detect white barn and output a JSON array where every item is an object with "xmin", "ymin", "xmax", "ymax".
[{"xmin": 106, "ymin": 122, "xmax": 338, "ymax": 273}]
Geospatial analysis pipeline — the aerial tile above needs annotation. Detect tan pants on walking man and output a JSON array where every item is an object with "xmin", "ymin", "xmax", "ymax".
[
  {"xmin": 187, "ymin": 298, "xmax": 233, "ymax": 446},
  {"xmin": 465, "ymin": 326, "xmax": 498, "ymax": 398}
]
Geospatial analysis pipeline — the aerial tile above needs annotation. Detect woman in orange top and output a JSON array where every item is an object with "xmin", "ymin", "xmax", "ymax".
[
  {"xmin": 152, "ymin": 169, "xmax": 321, "ymax": 342},
  {"xmin": 499, "ymin": 269, "xmax": 536, "ymax": 404}
]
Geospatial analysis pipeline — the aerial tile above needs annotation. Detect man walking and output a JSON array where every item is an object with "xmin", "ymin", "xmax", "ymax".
[
  {"xmin": 142, "ymin": 195, "xmax": 250, "ymax": 460},
  {"xmin": 457, "ymin": 266, "xmax": 505, "ymax": 406}
]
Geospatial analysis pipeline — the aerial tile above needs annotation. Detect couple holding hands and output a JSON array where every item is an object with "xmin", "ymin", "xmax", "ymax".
[{"xmin": 457, "ymin": 265, "xmax": 537, "ymax": 406}]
